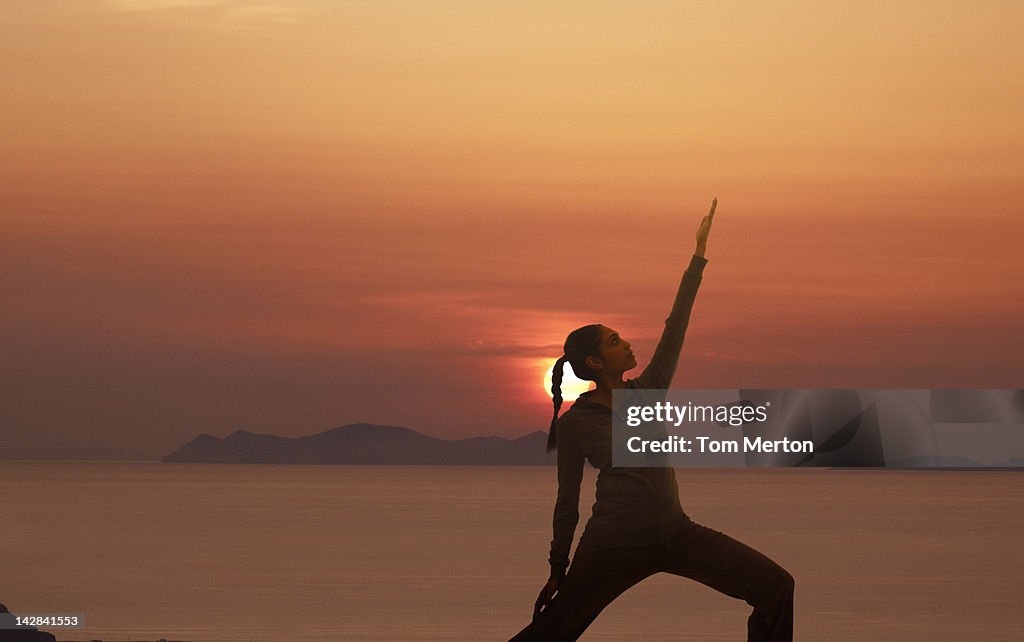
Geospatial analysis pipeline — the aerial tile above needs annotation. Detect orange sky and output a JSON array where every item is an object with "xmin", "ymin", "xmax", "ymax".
[{"xmin": 2, "ymin": 1, "xmax": 1022, "ymax": 458}]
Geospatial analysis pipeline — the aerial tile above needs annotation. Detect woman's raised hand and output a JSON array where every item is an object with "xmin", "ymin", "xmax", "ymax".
[{"xmin": 695, "ymin": 197, "xmax": 717, "ymax": 257}]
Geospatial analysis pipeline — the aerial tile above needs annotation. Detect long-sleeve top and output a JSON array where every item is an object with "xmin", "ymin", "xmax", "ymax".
[{"xmin": 548, "ymin": 254, "xmax": 708, "ymax": 581}]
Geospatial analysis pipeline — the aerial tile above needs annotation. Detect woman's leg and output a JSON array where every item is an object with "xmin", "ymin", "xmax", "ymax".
[
  {"xmin": 509, "ymin": 542, "xmax": 661, "ymax": 642},
  {"xmin": 661, "ymin": 520, "xmax": 795, "ymax": 642}
]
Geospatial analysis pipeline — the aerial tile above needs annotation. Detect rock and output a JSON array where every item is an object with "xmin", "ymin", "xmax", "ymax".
[{"xmin": 0, "ymin": 602, "xmax": 59, "ymax": 642}]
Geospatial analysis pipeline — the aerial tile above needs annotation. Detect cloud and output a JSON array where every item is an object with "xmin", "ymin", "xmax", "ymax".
[
  {"xmin": 106, "ymin": 0, "xmax": 307, "ymax": 30},
  {"xmin": 112, "ymin": 0, "xmax": 229, "ymax": 8}
]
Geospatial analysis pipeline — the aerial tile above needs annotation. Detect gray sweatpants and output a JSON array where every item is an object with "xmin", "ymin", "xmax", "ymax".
[{"xmin": 509, "ymin": 519, "xmax": 794, "ymax": 641}]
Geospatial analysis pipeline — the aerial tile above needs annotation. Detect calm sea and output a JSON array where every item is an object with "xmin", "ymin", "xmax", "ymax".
[{"xmin": 1, "ymin": 462, "xmax": 1021, "ymax": 641}]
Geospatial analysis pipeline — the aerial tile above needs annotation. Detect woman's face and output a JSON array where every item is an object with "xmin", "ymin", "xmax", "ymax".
[{"xmin": 593, "ymin": 325, "xmax": 637, "ymax": 375}]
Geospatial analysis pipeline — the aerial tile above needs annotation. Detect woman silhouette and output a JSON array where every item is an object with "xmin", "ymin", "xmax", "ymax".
[{"xmin": 509, "ymin": 199, "xmax": 794, "ymax": 641}]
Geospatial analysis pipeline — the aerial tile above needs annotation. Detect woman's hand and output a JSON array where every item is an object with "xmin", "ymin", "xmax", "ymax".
[
  {"xmin": 533, "ymin": 578, "xmax": 561, "ymax": 620},
  {"xmin": 695, "ymin": 197, "xmax": 717, "ymax": 257}
]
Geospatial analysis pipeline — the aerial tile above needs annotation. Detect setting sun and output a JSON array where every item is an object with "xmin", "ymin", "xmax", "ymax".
[{"xmin": 541, "ymin": 359, "xmax": 593, "ymax": 401}]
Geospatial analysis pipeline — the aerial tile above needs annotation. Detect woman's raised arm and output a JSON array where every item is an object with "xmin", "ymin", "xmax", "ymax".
[{"xmin": 633, "ymin": 198, "xmax": 717, "ymax": 390}]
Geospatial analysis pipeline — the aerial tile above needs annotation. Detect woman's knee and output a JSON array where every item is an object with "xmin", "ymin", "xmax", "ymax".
[
  {"xmin": 747, "ymin": 561, "xmax": 793, "ymax": 608},
  {"xmin": 771, "ymin": 565, "xmax": 795, "ymax": 598}
]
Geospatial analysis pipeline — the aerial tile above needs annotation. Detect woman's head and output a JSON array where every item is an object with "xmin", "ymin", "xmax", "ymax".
[
  {"xmin": 545, "ymin": 324, "xmax": 637, "ymax": 451},
  {"xmin": 562, "ymin": 324, "xmax": 604, "ymax": 382}
]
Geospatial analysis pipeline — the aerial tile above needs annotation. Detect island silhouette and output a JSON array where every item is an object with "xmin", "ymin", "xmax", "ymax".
[
  {"xmin": 162, "ymin": 423, "xmax": 555, "ymax": 465},
  {"xmin": 161, "ymin": 422, "xmax": 1022, "ymax": 467}
]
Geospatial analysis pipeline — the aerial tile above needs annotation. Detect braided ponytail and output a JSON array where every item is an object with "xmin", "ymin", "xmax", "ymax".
[
  {"xmin": 546, "ymin": 355, "xmax": 568, "ymax": 452},
  {"xmin": 545, "ymin": 324, "xmax": 604, "ymax": 453}
]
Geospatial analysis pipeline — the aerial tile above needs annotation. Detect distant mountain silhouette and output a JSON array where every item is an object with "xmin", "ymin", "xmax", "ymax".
[
  {"xmin": 162, "ymin": 423, "xmax": 555, "ymax": 465},
  {"xmin": 991, "ymin": 457, "xmax": 1024, "ymax": 468},
  {"xmin": 0, "ymin": 602, "xmax": 56, "ymax": 641}
]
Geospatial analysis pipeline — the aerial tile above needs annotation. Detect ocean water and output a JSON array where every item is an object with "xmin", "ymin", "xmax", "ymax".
[{"xmin": 1, "ymin": 462, "xmax": 1021, "ymax": 641}]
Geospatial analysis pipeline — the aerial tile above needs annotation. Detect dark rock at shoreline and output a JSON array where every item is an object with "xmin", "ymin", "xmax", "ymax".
[{"xmin": 0, "ymin": 602, "xmax": 57, "ymax": 642}]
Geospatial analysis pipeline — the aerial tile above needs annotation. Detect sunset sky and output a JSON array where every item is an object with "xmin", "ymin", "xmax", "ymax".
[{"xmin": 2, "ymin": 1, "xmax": 1022, "ymax": 459}]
